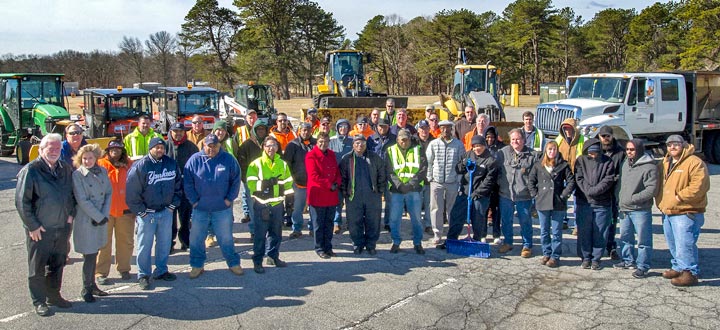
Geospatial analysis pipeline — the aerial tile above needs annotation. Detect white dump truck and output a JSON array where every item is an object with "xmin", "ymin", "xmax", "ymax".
[{"xmin": 534, "ymin": 71, "xmax": 720, "ymax": 163}]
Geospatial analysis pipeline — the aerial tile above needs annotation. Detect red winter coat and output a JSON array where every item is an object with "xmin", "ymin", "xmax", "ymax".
[{"xmin": 305, "ymin": 146, "xmax": 341, "ymax": 207}]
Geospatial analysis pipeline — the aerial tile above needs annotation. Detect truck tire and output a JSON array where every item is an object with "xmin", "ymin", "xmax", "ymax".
[
  {"xmin": 712, "ymin": 132, "xmax": 720, "ymax": 165},
  {"xmin": 16, "ymin": 140, "xmax": 32, "ymax": 165},
  {"xmin": 0, "ymin": 120, "xmax": 14, "ymax": 157},
  {"xmin": 702, "ymin": 131, "xmax": 716, "ymax": 163}
]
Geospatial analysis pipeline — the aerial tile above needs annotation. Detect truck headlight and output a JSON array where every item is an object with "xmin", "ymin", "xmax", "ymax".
[{"xmin": 581, "ymin": 125, "xmax": 598, "ymax": 137}]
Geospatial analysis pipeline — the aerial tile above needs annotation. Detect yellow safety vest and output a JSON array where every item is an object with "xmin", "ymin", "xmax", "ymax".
[
  {"xmin": 124, "ymin": 128, "xmax": 162, "ymax": 159},
  {"xmin": 380, "ymin": 110, "xmax": 398, "ymax": 125},
  {"xmin": 246, "ymin": 152, "xmax": 293, "ymax": 206},
  {"xmin": 388, "ymin": 144, "xmax": 422, "ymax": 185}
]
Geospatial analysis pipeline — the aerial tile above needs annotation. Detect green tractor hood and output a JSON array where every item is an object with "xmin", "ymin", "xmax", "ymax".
[{"xmin": 33, "ymin": 104, "xmax": 71, "ymax": 135}]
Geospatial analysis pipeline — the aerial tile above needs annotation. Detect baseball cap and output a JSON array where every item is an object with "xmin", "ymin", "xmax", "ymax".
[
  {"xmin": 666, "ymin": 134, "xmax": 684, "ymax": 144},
  {"xmin": 204, "ymin": 134, "xmax": 219, "ymax": 145},
  {"xmin": 170, "ymin": 122, "xmax": 187, "ymax": 131}
]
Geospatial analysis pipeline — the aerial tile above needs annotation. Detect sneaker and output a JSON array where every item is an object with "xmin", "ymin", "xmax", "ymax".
[
  {"xmin": 317, "ymin": 251, "xmax": 331, "ymax": 259},
  {"xmin": 353, "ymin": 246, "xmax": 363, "ymax": 254},
  {"xmin": 326, "ymin": 250, "xmax": 337, "ymax": 257},
  {"xmin": 205, "ymin": 235, "xmax": 218, "ymax": 248},
  {"xmin": 266, "ymin": 258, "xmax": 287, "ymax": 267},
  {"xmin": 499, "ymin": 244, "xmax": 513, "ymax": 253},
  {"xmin": 493, "ymin": 238, "xmax": 503, "ymax": 245},
  {"xmin": 96, "ymin": 275, "xmax": 110, "ymax": 285},
  {"xmin": 254, "ymin": 264, "xmax": 265, "ymax": 274},
  {"xmin": 229, "ymin": 265, "xmax": 244, "ymax": 276},
  {"xmin": 671, "ymin": 270, "xmax": 699, "ymax": 287},
  {"xmin": 520, "ymin": 247, "xmax": 532, "ymax": 258},
  {"xmin": 591, "ymin": 261, "xmax": 601, "ymax": 270},
  {"xmin": 81, "ymin": 288, "xmax": 96, "ymax": 303},
  {"xmin": 47, "ymin": 295, "xmax": 72, "ymax": 308},
  {"xmin": 154, "ymin": 272, "xmax": 177, "ymax": 281},
  {"xmin": 581, "ymin": 260, "xmax": 591, "ymax": 269},
  {"xmin": 35, "ymin": 303, "xmax": 52, "ymax": 317},
  {"xmin": 632, "ymin": 269, "xmax": 648, "ymax": 279},
  {"xmin": 240, "ymin": 214, "xmax": 251, "ymax": 223},
  {"xmin": 367, "ymin": 248, "xmax": 377, "ymax": 255},
  {"xmin": 390, "ymin": 244, "xmax": 400, "ymax": 253},
  {"xmin": 609, "ymin": 249, "xmax": 620, "ymax": 260},
  {"xmin": 138, "ymin": 276, "xmax": 151, "ymax": 290},
  {"xmin": 289, "ymin": 231, "xmax": 302, "ymax": 239},
  {"xmin": 435, "ymin": 242, "xmax": 447, "ymax": 250},
  {"xmin": 189, "ymin": 267, "xmax": 204, "ymax": 279},
  {"xmin": 662, "ymin": 269, "xmax": 682, "ymax": 279},
  {"xmin": 613, "ymin": 261, "xmax": 637, "ymax": 270},
  {"xmin": 540, "ymin": 256, "xmax": 550, "ymax": 265},
  {"xmin": 333, "ymin": 225, "xmax": 342, "ymax": 234},
  {"xmin": 546, "ymin": 258, "xmax": 559, "ymax": 268},
  {"xmin": 120, "ymin": 271, "xmax": 131, "ymax": 280},
  {"xmin": 424, "ymin": 226, "xmax": 433, "ymax": 235},
  {"xmin": 414, "ymin": 245, "xmax": 425, "ymax": 255}
]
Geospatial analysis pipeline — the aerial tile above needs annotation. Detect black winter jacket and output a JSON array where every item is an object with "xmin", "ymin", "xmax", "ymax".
[
  {"xmin": 340, "ymin": 150, "xmax": 386, "ymax": 197},
  {"xmin": 456, "ymin": 149, "xmax": 498, "ymax": 199},
  {"xmin": 283, "ymin": 136, "xmax": 316, "ymax": 186},
  {"xmin": 528, "ymin": 156, "xmax": 576, "ymax": 211},
  {"xmin": 16, "ymin": 158, "xmax": 76, "ymax": 231},
  {"xmin": 126, "ymin": 155, "xmax": 182, "ymax": 215},
  {"xmin": 574, "ymin": 138, "xmax": 615, "ymax": 207}
]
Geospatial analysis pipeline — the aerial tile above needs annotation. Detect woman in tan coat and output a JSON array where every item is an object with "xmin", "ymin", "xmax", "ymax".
[{"xmin": 72, "ymin": 144, "xmax": 112, "ymax": 302}]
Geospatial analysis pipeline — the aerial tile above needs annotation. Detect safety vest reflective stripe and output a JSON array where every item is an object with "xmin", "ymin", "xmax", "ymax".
[
  {"xmin": 252, "ymin": 195, "xmax": 285, "ymax": 204},
  {"xmin": 533, "ymin": 128, "xmax": 544, "ymax": 150},
  {"xmin": 237, "ymin": 126, "xmax": 249, "ymax": 143},
  {"xmin": 389, "ymin": 145, "xmax": 420, "ymax": 184}
]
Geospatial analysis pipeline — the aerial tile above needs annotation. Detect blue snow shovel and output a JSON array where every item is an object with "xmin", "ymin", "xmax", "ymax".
[{"xmin": 446, "ymin": 158, "xmax": 491, "ymax": 258}]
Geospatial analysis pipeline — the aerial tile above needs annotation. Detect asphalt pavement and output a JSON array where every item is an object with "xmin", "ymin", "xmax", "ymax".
[{"xmin": 1, "ymin": 113, "xmax": 719, "ymax": 329}]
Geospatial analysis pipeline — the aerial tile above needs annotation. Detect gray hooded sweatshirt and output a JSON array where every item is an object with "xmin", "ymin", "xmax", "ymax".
[{"xmin": 617, "ymin": 139, "xmax": 658, "ymax": 211}]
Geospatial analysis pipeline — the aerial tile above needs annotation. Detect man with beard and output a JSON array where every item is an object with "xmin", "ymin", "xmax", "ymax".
[
  {"xmin": 165, "ymin": 122, "xmax": 199, "ymax": 252},
  {"xmin": 284, "ymin": 123, "xmax": 316, "ymax": 238},
  {"xmin": 597, "ymin": 126, "xmax": 625, "ymax": 260}
]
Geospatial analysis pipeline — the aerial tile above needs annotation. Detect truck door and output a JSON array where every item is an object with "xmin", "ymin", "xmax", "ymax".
[
  {"xmin": 625, "ymin": 77, "xmax": 656, "ymax": 134},
  {"xmin": 655, "ymin": 77, "xmax": 685, "ymax": 133}
]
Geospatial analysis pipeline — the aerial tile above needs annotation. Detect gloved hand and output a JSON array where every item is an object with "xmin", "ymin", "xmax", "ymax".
[{"xmin": 398, "ymin": 183, "xmax": 411, "ymax": 194}]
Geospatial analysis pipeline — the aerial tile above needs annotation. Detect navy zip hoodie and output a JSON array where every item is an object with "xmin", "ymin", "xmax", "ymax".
[{"xmin": 183, "ymin": 149, "xmax": 241, "ymax": 212}]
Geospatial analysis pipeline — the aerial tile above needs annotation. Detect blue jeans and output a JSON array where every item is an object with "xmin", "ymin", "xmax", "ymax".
[
  {"xmin": 421, "ymin": 184, "xmax": 431, "ymax": 228},
  {"xmin": 135, "ymin": 209, "xmax": 172, "ymax": 278},
  {"xmin": 538, "ymin": 210, "xmax": 564, "ymax": 260},
  {"xmin": 242, "ymin": 182, "xmax": 255, "ymax": 232},
  {"xmin": 291, "ymin": 184, "xmax": 310, "ymax": 232},
  {"xmin": 189, "ymin": 208, "xmax": 240, "ymax": 268},
  {"xmin": 252, "ymin": 202, "xmax": 284, "ymax": 265},
  {"xmin": 499, "ymin": 197, "xmax": 533, "ymax": 248},
  {"xmin": 383, "ymin": 189, "xmax": 392, "ymax": 226},
  {"xmin": 311, "ymin": 206, "xmax": 335, "ymax": 253},
  {"xmin": 334, "ymin": 191, "xmax": 344, "ymax": 226},
  {"xmin": 576, "ymin": 202, "xmax": 610, "ymax": 262},
  {"xmin": 389, "ymin": 191, "xmax": 423, "ymax": 245},
  {"xmin": 663, "ymin": 213, "xmax": 704, "ymax": 275},
  {"xmin": 618, "ymin": 210, "xmax": 653, "ymax": 271}
]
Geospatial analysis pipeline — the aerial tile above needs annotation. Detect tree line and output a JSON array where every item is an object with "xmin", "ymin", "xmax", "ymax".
[{"xmin": 0, "ymin": 0, "xmax": 717, "ymax": 98}]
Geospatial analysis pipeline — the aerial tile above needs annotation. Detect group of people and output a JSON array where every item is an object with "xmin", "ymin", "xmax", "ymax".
[{"xmin": 16, "ymin": 101, "xmax": 709, "ymax": 317}]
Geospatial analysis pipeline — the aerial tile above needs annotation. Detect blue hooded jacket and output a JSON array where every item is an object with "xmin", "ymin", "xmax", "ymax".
[{"xmin": 183, "ymin": 149, "xmax": 241, "ymax": 212}]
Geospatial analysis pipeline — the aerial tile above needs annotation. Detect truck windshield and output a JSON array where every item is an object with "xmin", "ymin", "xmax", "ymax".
[
  {"xmin": 331, "ymin": 53, "xmax": 362, "ymax": 81},
  {"xmin": 20, "ymin": 76, "xmax": 63, "ymax": 109},
  {"xmin": 568, "ymin": 77, "xmax": 629, "ymax": 103},
  {"xmin": 178, "ymin": 93, "xmax": 218, "ymax": 115},
  {"xmin": 452, "ymin": 69, "xmax": 497, "ymax": 100},
  {"xmin": 108, "ymin": 95, "xmax": 150, "ymax": 120}
]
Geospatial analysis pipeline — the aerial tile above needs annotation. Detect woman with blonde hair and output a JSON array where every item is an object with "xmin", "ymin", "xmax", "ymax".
[
  {"xmin": 72, "ymin": 144, "xmax": 112, "ymax": 302},
  {"xmin": 528, "ymin": 141, "xmax": 575, "ymax": 267}
]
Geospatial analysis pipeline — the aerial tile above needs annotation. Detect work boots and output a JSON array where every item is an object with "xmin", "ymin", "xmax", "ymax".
[{"xmin": 670, "ymin": 270, "xmax": 699, "ymax": 287}]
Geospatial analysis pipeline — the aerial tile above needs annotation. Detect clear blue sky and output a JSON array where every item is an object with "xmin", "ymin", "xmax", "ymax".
[{"xmin": 0, "ymin": 0, "xmax": 665, "ymax": 56}]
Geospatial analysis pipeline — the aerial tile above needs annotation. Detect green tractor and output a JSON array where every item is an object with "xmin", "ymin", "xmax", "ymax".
[{"xmin": 0, "ymin": 73, "xmax": 72, "ymax": 163}]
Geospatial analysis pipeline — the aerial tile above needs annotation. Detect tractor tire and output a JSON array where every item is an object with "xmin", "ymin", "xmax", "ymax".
[
  {"xmin": 0, "ymin": 120, "xmax": 14, "ymax": 157},
  {"xmin": 312, "ymin": 95, "xmax": 321, "ymax": 108},
  {"xmin": 702, "ymin": 131, "xmax": 716, "ymax": 164},
  {"xmin": 16, "ymin": 140, "xmax": 32, "ymax": 165}
]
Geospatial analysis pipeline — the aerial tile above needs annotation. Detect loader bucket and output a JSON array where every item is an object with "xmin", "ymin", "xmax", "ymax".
[{"xmin": 322, "ymin": 96, "xmax": 408, "ymax": 109}]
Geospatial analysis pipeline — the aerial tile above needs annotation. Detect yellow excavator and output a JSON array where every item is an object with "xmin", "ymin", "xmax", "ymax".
[{"xmin": 440, "ymin": 48, "xmax": 506, "ymax": 122}]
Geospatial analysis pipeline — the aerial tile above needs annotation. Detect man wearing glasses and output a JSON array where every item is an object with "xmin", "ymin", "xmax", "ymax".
[
  {"xmin": 369, "ymin": 108, "xmax": 381, "ymax": 133},
  {"xmin": 427, "ymin": 113, "xmax": 441, "ymax": 138},
  {"xmin": 380, "ymin": 98, "xmax": 398, "ymax": 126},
  {"xmin": 187, "ymin": 115, "xmax": 208, "ymax": 148},
  {"xmin": 597, "ymin": 126, "xmax": 626, "ymax": 261},
  {"xmin": 60, "ymin": 124, "xmax": 88, "ymax": 168},
  {"xmin": 656, "ymin": 135, "xmax": 709, "ymax": 287},
  {"xmin": 454, "ymin": 105, "xmax": 476, "ymax": 140}
]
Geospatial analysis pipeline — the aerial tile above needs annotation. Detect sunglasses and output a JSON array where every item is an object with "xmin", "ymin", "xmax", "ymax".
[
  {"xmin": 321, "ymin": 123, "xmax": 329, "ymax": 126},
  {"xmin": 67, "ymin": 131, "xmax": 82, "ymax": 135},
  {"xmin": 626, "ymin": 148, "xmax": 635, "ymax": 151}
]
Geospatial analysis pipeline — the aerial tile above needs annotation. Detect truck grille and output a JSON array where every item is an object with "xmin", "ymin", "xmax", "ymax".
[{"xmin": 536, "ymin": 105, "xmax": 576, "ymax": 135}]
